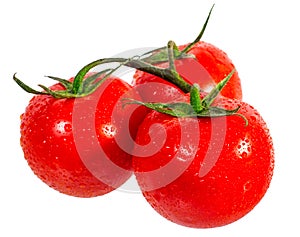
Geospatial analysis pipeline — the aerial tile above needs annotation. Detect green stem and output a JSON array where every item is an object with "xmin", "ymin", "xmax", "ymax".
[
  {"xmin": 72, "ymin": 58, "xmax": 127, "ymax": 94},
  {"xmin": 78, "ymin": 56, "xmax": 193, "ymax": 93},
  {"xmin": 167, "ymin": 41, "xmax": 177, "ymax": 71},
  {"xmin": 190, "ymin": 84, "xmax": 203, "ymax": 113}
]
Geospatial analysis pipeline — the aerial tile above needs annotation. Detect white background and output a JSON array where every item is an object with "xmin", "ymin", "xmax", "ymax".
[{"xmin": 1, "ymin": 0, "xmax": 299, "ymax": 236}]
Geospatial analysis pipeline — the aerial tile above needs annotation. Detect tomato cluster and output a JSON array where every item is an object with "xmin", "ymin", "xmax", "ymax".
[{"xmin": 15, "ymin": 6, "xmax": 274, "ymax": 229}]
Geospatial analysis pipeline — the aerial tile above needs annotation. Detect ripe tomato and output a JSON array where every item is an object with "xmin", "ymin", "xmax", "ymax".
[
  {"xmin": 20, "ymin": 75, "xmax": 146, "ymax": 198},
  {"xmin": 132, "ymin": 96, "xmax": 274, "ymax": 228},
  {"xmin": 133, "ymin": 41, "xmax": 242, "ymax": 102}
]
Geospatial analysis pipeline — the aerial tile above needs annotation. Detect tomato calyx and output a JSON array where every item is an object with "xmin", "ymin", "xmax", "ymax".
[
  {"xmin": 141, "ymin": 4, "xmax": 214, "ymax": 65},
  {"xmin": 12, "ymin": 62, "xmax": 124, "ymax": 98},
  {"xmin": 123, "ymin": 70, "xmax": 248, "ymax": 125}
]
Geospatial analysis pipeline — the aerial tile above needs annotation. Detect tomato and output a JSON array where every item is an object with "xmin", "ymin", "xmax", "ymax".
[
  {"xmin": 19, "ymin": 75, "xmax": 146, "ymax": 198},
  {"xmin": 132, "ymin": 95, "xmax": 274, "ymax": 228},
  {"xmin": 133, "ymin": 41, "xmax": 242, "ymax": 102}
]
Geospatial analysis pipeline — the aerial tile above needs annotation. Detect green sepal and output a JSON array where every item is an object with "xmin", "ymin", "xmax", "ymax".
[
  {"xmin": 81, "ymin": 69, "xmax": 112, "ymax": 95},
  {"xmin": 197, "ymin": 106, "xmax": 240, "ymax": 117},
  {"xmin": 181, "ymin": 4, "xmax": 215, "ymax": 54},
  {"xmin": 13, "ymin": 73, "xmax": 48, "ymax": 95},
  {"xmin": 202, "ymin": 69, "xmax": 235, "ymax": 107},
  {"xmin": 122, "ymin": 98, "xmax": 242, "ymax": 119},
  {"xmin": 45, "ymin": 76, "xmax": 73, "ymax": 90},
  {"xmin": 122, "ymin": 98, "xmax": 195, "ymax": 117}
]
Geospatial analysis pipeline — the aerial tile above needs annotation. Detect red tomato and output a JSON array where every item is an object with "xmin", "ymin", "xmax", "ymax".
[
  {"xmin": 133, "ymin": 41, "xmax": 242, "ymax": 102},
  {"xmin": 20, "ymin": 76, "xmax": 146, "ymax": 198},
  {"xmin": 132, "ymin": 96, "xmax": 274, "ymax": 228}
]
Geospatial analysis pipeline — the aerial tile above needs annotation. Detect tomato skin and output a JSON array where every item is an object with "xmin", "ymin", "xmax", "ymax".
[
  {"xmin": 180, "ymin": 41, "xmax": 242, "ymax": 100},
  {"xmin": 132, "ymin": 97, "xmax": 274, "ymax": 228},
  {"xmin": 133, "ymin": 41, "xmax": 242, "ymax": 102},
  {"xmin": 20, "ymin": 77, "xmax": 146, "ymax": 198}
]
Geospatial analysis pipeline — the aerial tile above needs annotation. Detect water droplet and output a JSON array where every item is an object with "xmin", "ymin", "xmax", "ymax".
[
  {"xmin": 243, "ymin": 180, "xmax": 252, "ymax": 192},
  {"xmin": 236, "ymin": 137, "xmax": 252, "ymax": 159},
  {"xmin": 54, "ymin": 120, "xmax": 72, "ymax": 135},
  {"xmin": 101, "ymin": 123, "xmax": 117, "ymax": 138}
]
